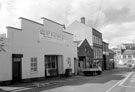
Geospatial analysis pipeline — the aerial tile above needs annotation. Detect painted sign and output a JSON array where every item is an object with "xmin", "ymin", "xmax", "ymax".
[{"xmin": 39, "ymin": 29, "xmax": 65, "ymax": 43}]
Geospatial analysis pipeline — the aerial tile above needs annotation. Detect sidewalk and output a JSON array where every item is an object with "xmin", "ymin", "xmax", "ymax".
[
  {"xmin": 0, "ymin": 69, "xmax": 119, "ymax": 92},
  {"xmin": 0, "ymin": 75, "xmax": 83, "ymax": 92}
]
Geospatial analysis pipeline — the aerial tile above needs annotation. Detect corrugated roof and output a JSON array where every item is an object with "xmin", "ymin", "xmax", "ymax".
[{"xmin": 123, "ymin": 50, "xmax": 135, "ymax": 55}]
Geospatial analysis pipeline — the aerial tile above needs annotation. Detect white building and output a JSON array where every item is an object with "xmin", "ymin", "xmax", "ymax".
[{"xmin": 0, "ymin": 17, "xmax": 77, "ymax": 83}]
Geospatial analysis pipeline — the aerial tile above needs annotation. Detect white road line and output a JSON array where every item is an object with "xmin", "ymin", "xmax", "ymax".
[
  {"xmin": 119, "ymin": 71, "xmax": 134, "ymax": 86},
  {"xmin": 106, "ymin": 80, "xmax": 122, "ymax": 92},
  {"xmin": 106, "ymin": 71, "xmax": 134, "ymax": 92},
  {"xmin": 11, "ymin": 88, "xmax": 31, "ymax": 92}
]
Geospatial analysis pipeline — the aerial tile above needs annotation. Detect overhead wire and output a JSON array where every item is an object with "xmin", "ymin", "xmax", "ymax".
[{"xmin": 93, "ymin": 0, "xmax": 104, "ymax": 27}]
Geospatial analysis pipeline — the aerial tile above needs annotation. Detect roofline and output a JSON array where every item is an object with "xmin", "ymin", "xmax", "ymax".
[
  {"xmin": 41, "ymin": 17, "xmax": 65, "ymax": 27},
  {"xmin": 19, "ymin": 17, "xmax": 43, "ymax": 26},
  {"xmin": 63, "ymin": 31, "xmax": 73, "ymax": 35},
  {"xmin": 92, "ymin": 28, "xmax": 102, "ymax": 35},
  {"xmin": 6, "ymin": 26, "xmax": 22, "ymax": 31},
  {"xmin": 102, "ymin": 41, "xmax": 108, "ymax": 44}
]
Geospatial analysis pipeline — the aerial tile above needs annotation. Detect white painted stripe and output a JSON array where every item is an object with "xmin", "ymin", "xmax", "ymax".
[
  {"xmin": 119, "ymin": 71, "xmax": 134, "ymax": 86},
  {"xmin": 106, "ymin": 80, "xmax": 122, "ymax": 92},
  {"xmin": 11, "ymin": 88, "xmax": 31, "ymax": 92}
]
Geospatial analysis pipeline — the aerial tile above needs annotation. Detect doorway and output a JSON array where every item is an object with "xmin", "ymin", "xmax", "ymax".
[
  {"xmin": 45, "ymin": 55, "xmax": 58, "ymax": 77},
  {"xmin": 12, "ymin": 54, "xmax": 23, "ymax": 82}
]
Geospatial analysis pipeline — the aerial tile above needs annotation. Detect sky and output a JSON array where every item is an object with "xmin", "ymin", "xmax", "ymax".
[{"xmin": 0, "ymin": 0, "xmax": 135, "ymax": 48}]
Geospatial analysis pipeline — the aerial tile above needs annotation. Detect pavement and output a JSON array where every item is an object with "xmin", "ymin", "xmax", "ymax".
[
  {"xmin": 0, "ymin": 67, "xmax": 134, "ymax": 92},
  {"xmin": 0, "ymin": 75, "xmax": 84, "ymax": 92}
]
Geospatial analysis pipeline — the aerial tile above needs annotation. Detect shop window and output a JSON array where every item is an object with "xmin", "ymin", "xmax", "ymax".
[{"xmin": 31, "ymin": 57, "xmax": 37, "ymax": 72}]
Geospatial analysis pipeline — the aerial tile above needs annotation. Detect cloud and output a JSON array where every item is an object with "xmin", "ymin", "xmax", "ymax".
[
  {"xmin": 0, "ymin": 0, "xmax": 135, "ymax": 47},
  {"xmin": 100, "ymin": 21, "xmax": 135, "ymax": 48}
]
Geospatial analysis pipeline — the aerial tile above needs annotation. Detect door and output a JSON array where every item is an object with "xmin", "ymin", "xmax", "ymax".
[
  {"xmin": 12, "ymin": 54, "xmax": 22, "ymax": 82},
  {"xmin": 103, "ymin": 55, "xmax": 106, "ymax": 70},
  {"xmin": 74, "ymin": 58, "xmax": 78, "ymax": 75},
  {"xmin": 45, "ymin": 55, "xmax": 58, "ymax": 77}
]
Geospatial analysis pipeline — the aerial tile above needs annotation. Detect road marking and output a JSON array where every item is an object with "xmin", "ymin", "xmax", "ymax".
[
  {"xmin": 106, "ymin": 80, "xmax": 122, "ymax": 92},
  {"xmin": 106, "ymin": 71, "xmax": 134, "ymax": 92},
  {"xmin": 119, "ymin": 71, "xmax": 134, "ymax": 86},
  {"xmin": 11, "ymin": 88, "xmax": 31, "ymax": 92}
]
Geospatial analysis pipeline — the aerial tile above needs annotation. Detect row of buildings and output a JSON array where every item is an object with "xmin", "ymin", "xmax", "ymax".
[
  {"xmin": 0, "ymin": 17, "xmax": 114, "ymax": 84},
  {"xmin": 113, "ymin": 43, "xmax": 135, "ymax": 67}
]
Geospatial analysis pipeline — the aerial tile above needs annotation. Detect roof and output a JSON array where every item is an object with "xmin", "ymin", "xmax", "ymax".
[
  {"xmin": 123, "ymin": 50, "xmax": 135, "ymax": 55},
  {"xmin": 41, "ymin": 17, "xmax": 64, "ymax": 27},
  {"xmin": 108, "ymin": 49, "xmax": 115, "ymax": 54},
  {"xmin": 19, "ymin": 17, "xmax": 43, "ymax": 26},
  {"xmin": 74, "ymin": 40, "xmax": 82, "ymax": 47},
  {"xmin": 122, "ymin": 43, "xmax": 135, "ymax": 46}
]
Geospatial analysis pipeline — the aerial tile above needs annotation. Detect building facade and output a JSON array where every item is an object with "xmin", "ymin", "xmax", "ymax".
[
  {"xmin": 0, "ymin": 17, "xmax": 77, "ymax": 83},
  {"xmin": 67, "ymin": 17, "xmax": 103, "ymax": 69},
  {"xmin": 102, "ymin": 41, "xmax": 109, "ymax": 70},
  {"xmin": 121, "ymin": 50, "xmax": 135, "ymax": 66},
  {"xmin": 76, "ymin": 39, "xmax": 93, "ymax": 73},
  {"xmin": 92, "ymin": 28, "xmax": 103, "ymax": 68}
]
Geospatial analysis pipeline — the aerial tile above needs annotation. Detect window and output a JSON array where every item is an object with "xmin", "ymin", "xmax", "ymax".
[
  {"xmin": 99, "ymin": 49, "xmax": 102, "ymax": 58},
  {"xmin": 123, "ymin": 55, "xmax": 126, "ymax": 58},
  {"xmin": 31, "ymin": 57, "xmax": 38, "ymax": 72},
  {"xmin": 67, "ymin": 57, "xmax": 71, "ymax": 67},
  {"xmin": 128, "ymin": 55, "xmax": 132, "ymax": 59},
  {"xmin": 45, "ymin": 56, "xmax": 57, "ymax": 69},
  {"xmin": 94, "ymin": 48, "xmax": 96, "ymax": 58}
]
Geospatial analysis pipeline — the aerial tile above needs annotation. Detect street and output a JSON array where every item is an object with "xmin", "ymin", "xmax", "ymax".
[{"xmin": 0, "ymin": 67, "xmax": 134, "ymax": 92}]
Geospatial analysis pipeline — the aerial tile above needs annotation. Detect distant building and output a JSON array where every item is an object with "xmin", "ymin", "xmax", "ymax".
[
  {"xmin": 113, "ymin": 43, "xmax": 135, "ymax": 66},
  {"xmin": 121, "ymin": 49, "xmax": 135, "ymax": 66},
  {"xmin": 92, "ymin": 28, "xmax": 103, "ymax": 69},
  {"xmin": 67, "ymin": 17, "xmax": 103, "ymax": 69},
  {"xmin": 0, "ymin": 34, "xmax": 6, "ymax": 38},
  {"xmin": 108, "ymin": 49, "xmax": 115, "ymax": 69},
  {"xmin": 121, "ymin": 43, "xmax": 135, "ymax": 50},
  {"xmin": 112, "ymin": 48, "xmax": 122, "ymax": 66}
]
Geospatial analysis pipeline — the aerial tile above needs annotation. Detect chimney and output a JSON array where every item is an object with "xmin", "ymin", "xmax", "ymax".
[{"xmin": 81, "ymin": 17, "xmax": 85, "ymax": 24}]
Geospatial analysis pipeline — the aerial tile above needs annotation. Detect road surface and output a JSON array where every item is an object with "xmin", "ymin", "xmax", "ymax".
[{"xmin": 0, "ymin": 67, "xmax": 134, "ymax": 92}]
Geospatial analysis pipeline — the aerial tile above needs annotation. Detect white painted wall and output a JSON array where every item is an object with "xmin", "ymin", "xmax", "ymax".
[
  {"xmin": 66, "ymin": 20, "xmax": 93, "ymax": 46},
  {"xmin": 0, "ymin": 17, "xmax": 77, "ymax": 81},
  {"xmin": 0, "ymin": 37, "xmax": 12, "ymax": 81}
]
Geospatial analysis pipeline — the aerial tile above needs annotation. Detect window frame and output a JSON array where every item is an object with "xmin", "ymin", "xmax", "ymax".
[{"xmin": 31, "ymin": 57, "xmax": 38, "ymax": 73}]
